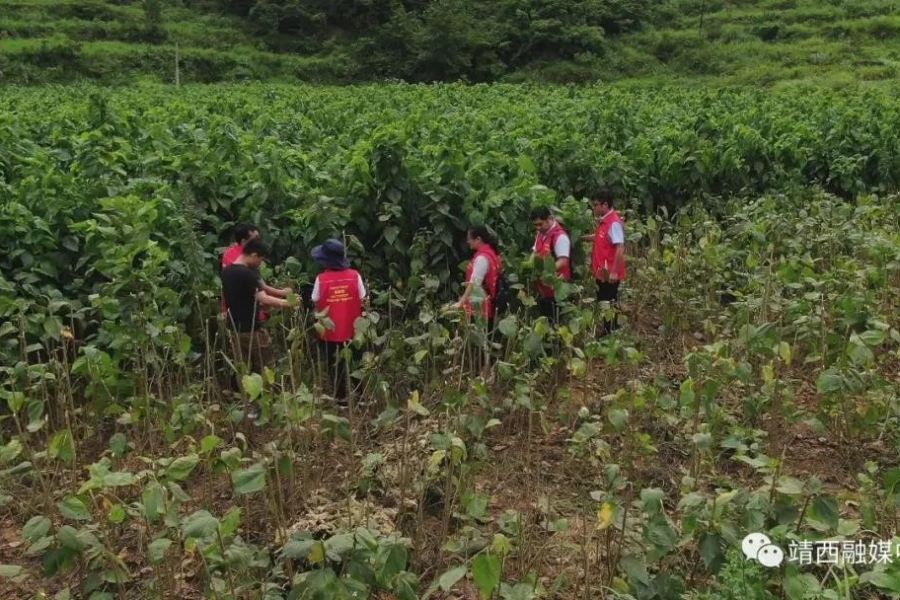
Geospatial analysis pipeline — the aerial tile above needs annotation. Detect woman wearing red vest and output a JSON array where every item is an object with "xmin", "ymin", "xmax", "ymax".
[
  {"xmin": 530, "ymin": 206, "xmax": 571, "ymax": 323},
  {"xmin": 452, "ymin": 225, "xmax": 502, "ymax": 331},
  {"xmin": 311, "ymin": 238, "xmax": 366, "ymax": 405},
  {"xmin": 583, "ymin": 191, "xmax": 626, "ymax": 334}
]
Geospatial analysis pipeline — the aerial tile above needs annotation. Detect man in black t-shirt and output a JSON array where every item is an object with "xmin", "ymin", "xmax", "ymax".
[{"xmin": 221, "ymin": 239, "xmax": 297, "ymax": 375}]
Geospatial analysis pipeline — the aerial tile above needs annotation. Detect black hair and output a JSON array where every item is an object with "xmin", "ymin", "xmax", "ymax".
[
  {"xmin": 530, "ymin": 206, "xmax": 552, "ymax": 220},
  {"xmin": 241, "ymin": 238, "xmax": 269, "ymax": 257},
  {"xmin": 234, "ymin": 222, "xmax": 260, "ymax": 243},
  {"xmin": 467, "ymin": 225, "xmax": 499, "ymax": 248},
  {"xmin": 590, "ymin": 189, "xmax": 615, "ymax": 207}
]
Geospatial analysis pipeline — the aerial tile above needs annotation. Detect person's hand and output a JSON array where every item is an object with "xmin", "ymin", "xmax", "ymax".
[
  {"xmin": 608, "ymin": 274, "xmax": 620, "ymax": 284},
  {"xmin": 281, "ymin": 286, "xmax": 294, "ymax": 296},
  {"xmin": 449, "ymin": 301, "xmax": 463, "ymax": 310},
  {"xmin": 285, "ymin": 293, "xmax": 300, "ymax": 308}
]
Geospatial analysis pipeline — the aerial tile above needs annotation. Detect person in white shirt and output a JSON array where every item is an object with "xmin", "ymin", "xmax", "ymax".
[{"xmin": 452, "ymin": 225, "xmax": 502, "ymax": 329}]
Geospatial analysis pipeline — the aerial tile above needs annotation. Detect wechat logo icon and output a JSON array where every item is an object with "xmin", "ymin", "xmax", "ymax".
[{"xmin": 742, "ymin": 533, "xmax": 784, "ymax": 568}]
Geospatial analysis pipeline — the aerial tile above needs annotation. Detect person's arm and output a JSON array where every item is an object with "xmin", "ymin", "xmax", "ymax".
[
  {"xmin": 358, "ymin": 274, "xmax": 367, "ymax": 300},
  {"xmin": 255, "ymin": 289, "xmax": 295, "ymax": 308},
  {"xmin": 310, "ymin": 277, "xmax": 320, "ymax": 303},
  {"xmin": 554, "ymin": 234, "xmax": 571, "ymax": 272},
  {"xmin": 261, "ymin": 280, "xmax": 293, "ymax": 298},
  {"xmin": 453, "ymin": 256, "xmax": 487, "ymax": 308},
  {"xmin": 454, "ymin": 281, "xmax": 476, "ymax": 309},
  {"xmin": 608, "ymin": 222, "xmax": 625, "ymax": 282}
]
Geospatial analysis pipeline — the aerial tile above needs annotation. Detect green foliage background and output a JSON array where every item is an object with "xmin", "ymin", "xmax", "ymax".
[{"xmin": 2, "ymin": 83, "xmax": 900, "ymax": 360}]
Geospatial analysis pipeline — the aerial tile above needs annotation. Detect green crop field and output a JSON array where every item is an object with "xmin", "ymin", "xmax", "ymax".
[{"xmin": 1, "ymin": 82, "xmax": 900, "ymax": 599}]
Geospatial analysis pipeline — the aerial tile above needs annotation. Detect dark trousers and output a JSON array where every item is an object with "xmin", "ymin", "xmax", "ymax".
[
  {"xmin": 537, "ymin": 295, "xmax": 558, "ymax": 323},
  {"xmin": 321, "ymin": 340, "xmax": 353, "ymax": 400},
  {"xmin": 596, "ymin": 280, "xmax": 621, "ymax": 334}
]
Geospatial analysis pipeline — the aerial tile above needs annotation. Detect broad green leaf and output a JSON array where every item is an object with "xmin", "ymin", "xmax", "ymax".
[
  {"xmin": 785, "ymin": 570, "xmax": 821, "ymax": 600},
  {"xmin": 497, "ymin": 316, "xmax": 518, "ymax": 338},
  {"xmin": 0, "ymin": 564, "xmax": 23, "ymax": 578},
  {"xmin": 107, "ymin": 504, "xmax": 126, "ymax": 524},
  {"xmin": 776, "ymin": 476, "xmax": 805, "ymax": 496},
  {"xmin": 200, "ymin": 435, "xmax": 223, "ymax": 453},
  {"xmin": 859, "ymin": 330, "xmax": 885, "ymax": 346},
  {"xmin": 148, "ymin": 538, "xmax": 173, "ymax": 564},
  {"xmin": 165, "ymin": 454, "xmax": 199, "ymax": 481},
  {"xmin": 640, "ymin": 488, "xmax": 665, "ymax": 514},
  {"xmin": 394, "ymin": 571, "xmax": 418, "ymax": 600},
  {"xmin": 48, "ymin": 429, "xmax": 75, "ymax": 462},
  {"xmin": 699, "ymin": 532, "xmax": 724, "ymax": 573},
  {"xmin": 220, "ymin": 507, "xmax": 242, "ymax": 537},
  {"xmin": 242, "ymin": 373, "xmax": 264, "ymax": 400},
  {"xmin": 232, "ymin": 463, "xmax": 266, "ymax": 495},
  {"xmin": 108, "ymin": 433, "xmax": 128, "ymax": 457},
  {"xmin": 142, "ymin": 483, "xmax": 165, "ymax": 523},
  {"xmin": 58, "ymin": 496, "xmax": 91, "ymax": 521},
  {"xmin": 816, "ymin": 369, "xmax": 843, "ymax": 394},
  {"xmin": 55, "ymin": 588, "xmax": 72, "ymax": 600},
  {"xmin": 283, "ymin": 538, "xmax": 316, "ymax": 559},
  {"xmin": 376, "ymin": 543, "xmax": 408, "ymax": 586},
  {"xmin": 608, "ymin": 409, "xmax": 629, "ymax": 433},
  {"xmin": 848, "ymin": 342, "xmax": 874, "ymax": 366},
  {"xmin": 810, "ymin": 495, "xmax": 840, "ymax": 530},
  {"xmin": 308, "ymin": 540, "xmax": 326, "ymax": 564},
  {"xmin": 438, "ymin": 565, "xmax": 467, "ymax": 592},
  {"xmin": 472, "ymin": 552, "xmax": 501, "ymax": 600},
  {"xmin": 182, "ymin": 510, "xmax": 219, "ymax": 541},
  {"xmin": 23, "ymin": 516, "xmax": 51, "ymax": 542},
  {"xmin": 0, "ymin": 439, "xmax": 23, "ymax": 464},
  {"xmin": 103, "ymin": 471, "xmax": 137, "ymax": 487},
  {"xmin": 777, "ymin": 341, "xmax": 792, "ymax": 365},
  {"xmin": 859, "ymin": 570, "xmax": 900, "ymax": 593},
  {"xmin": 57, "ymin": 526, "xmax": 86, "ymax": 551}
]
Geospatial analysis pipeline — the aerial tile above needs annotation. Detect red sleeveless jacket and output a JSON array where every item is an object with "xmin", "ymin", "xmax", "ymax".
[
  {"xmin": 533, "ymin": 221, "xmax": 571, "ymax": 298},
  {"xmin": 464, "ymin": 244, "xmax": 501, "ymax": 318},
  {"xmin": 316, "ymin": 268, "xmax": 363, "ymax": 342},
  {"xmin": 591, "ymin": 210, "xmax": 626, "ymax": 281}
]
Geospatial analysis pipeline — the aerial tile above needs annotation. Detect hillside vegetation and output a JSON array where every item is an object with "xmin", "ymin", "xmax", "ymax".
[{"xmin": 1, "ymin": 0, "xmax": 899, "ymax": 84}]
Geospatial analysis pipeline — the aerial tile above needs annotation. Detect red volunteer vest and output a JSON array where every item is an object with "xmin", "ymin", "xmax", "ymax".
[
  {"xmin": 464, "ymin": 244, "xmax": 501, "ymax": 318},
  {"xmin": 591, "ymin": 209, "xmax": 626, "ymax": 280},
  {"xmin": 534, "ymin": 221, "xmax": 571, "ymax": 298},
  {"xmin": 316, "ymin": 268, "xmax": 363, "ymax": 342}
]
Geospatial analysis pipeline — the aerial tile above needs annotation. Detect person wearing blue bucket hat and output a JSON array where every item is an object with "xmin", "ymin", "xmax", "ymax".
[{"xmin": 310, "ymin": 238, "xmax": 366, "ymax": 405}]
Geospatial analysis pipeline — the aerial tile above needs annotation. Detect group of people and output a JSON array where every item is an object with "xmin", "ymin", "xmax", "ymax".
[
  {"xmin": 447, "ymin": 191, "xmax": 627, "ymax": 333},
  {"xmin": 218, "ymin": 190, "xmax": 626, "ymax": 405}
]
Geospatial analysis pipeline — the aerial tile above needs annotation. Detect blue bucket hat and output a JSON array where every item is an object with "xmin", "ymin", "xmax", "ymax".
[{"xmin": 312, "ymin": 238, "xmax": 350, "ymax": 269}]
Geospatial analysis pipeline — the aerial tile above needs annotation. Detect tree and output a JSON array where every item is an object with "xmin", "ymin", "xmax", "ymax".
[{"xmin": 144, "ymin": 0, "xmax": 168, "ymax": 43}]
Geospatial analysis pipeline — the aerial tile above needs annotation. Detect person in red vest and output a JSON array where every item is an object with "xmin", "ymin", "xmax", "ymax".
[
  {"xmin": 452, "ymin": 225, "xmax": 502, "ymax": 331},
  {"xmin": 582, "ymin": 190, "xmax": 626, "ymax": 334},
  {"xmin": 530, "ymin": 206, "xmax": 571, "ymax": 322},
  {"xmin": 221, "ymin": 223, "xmax": 292, "ymax": 322},
  {"xmin": 311, "ymin": 238, "xmax": 366, "ymax": 405}
]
